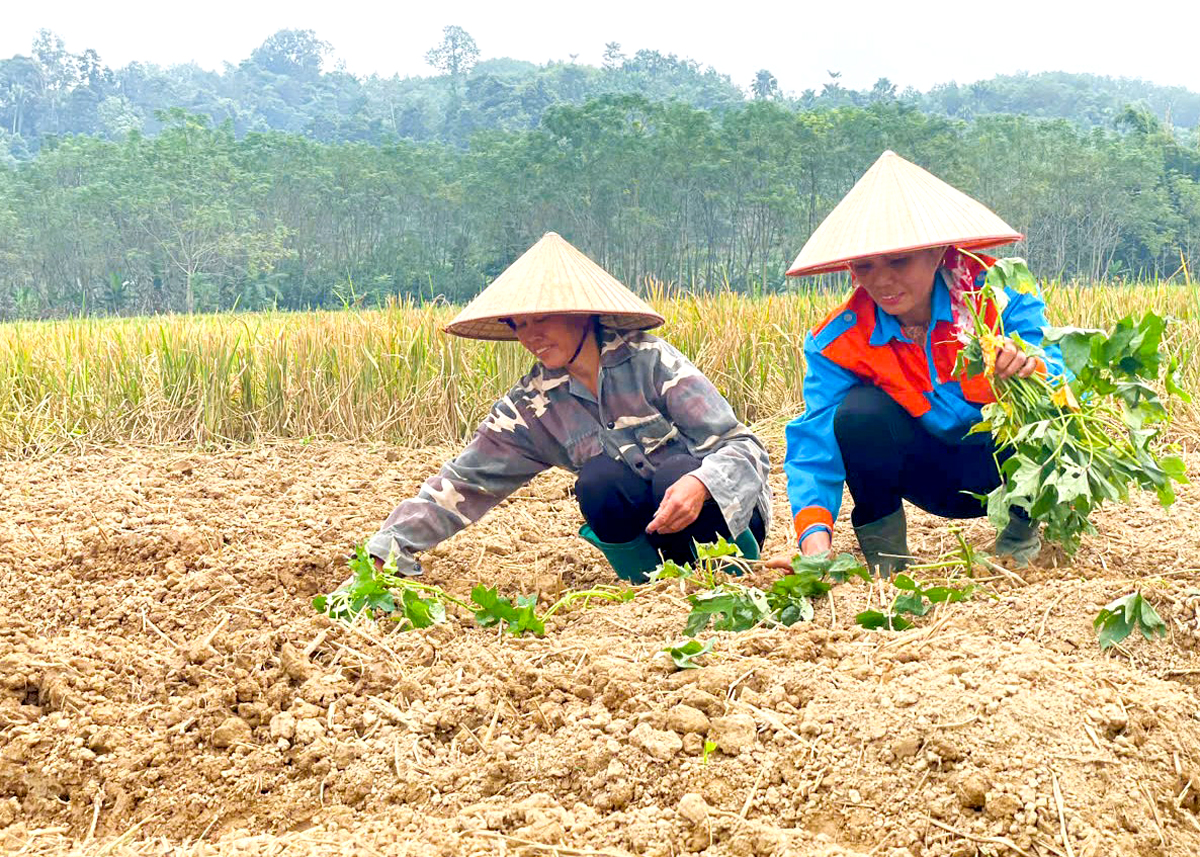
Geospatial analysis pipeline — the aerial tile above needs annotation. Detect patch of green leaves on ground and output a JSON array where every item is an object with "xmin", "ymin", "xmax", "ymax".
[
  {"xmin": 1094, "ymin": 591, "xmax": 1167, "ymax": 649},
  {"xmin": 471, "ymin": 585, "xmax": 545, "ymax": 636},
  {"xmin": 674, "ymin": 545, "xmax": 868, "ymax": 637},
  {"xmin": 662, "ymin": 639, "xmax": 714, "ymax": 670},
  {"xmin": 855, "ymin": 573, "xmax": 978, "ymax": 632},
  {"xmin": 313, "ymin": 545, "xmax": 451, "ymax": 631},
  {"xmin": 314, "ymin": 544, "xmax": 634, "ymax": 637}
]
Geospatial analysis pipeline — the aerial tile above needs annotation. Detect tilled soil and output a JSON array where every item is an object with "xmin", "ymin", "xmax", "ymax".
[{"xmin": 1, "ymin": 441, "xmax": 1198, "ymax": 857}]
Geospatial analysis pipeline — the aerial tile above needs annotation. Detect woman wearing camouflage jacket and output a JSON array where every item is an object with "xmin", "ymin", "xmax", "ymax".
[{"xmin": 366, "ymin": 232, "xmax": 771, "ymax": 584}]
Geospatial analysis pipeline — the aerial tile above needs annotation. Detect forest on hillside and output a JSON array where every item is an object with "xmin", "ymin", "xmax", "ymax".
[{"xmin": 1, "ymin": 27, "xmax": 1198, "ymax": 317}]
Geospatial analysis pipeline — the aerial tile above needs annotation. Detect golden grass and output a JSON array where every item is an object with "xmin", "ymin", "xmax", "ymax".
[{"xmin": 0, "ymin": 283, "xmax": 1195, "ymax": 455}]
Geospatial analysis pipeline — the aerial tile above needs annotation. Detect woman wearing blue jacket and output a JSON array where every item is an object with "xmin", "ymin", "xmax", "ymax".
[{"xmin": 768, "ymin": 152, "xmax": 1063, "ymax": 574}]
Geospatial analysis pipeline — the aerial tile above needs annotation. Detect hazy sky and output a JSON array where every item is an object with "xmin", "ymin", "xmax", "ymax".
[{"xmin": 4, "ymin": 0, "xmax": 1199, "ymax": 95}]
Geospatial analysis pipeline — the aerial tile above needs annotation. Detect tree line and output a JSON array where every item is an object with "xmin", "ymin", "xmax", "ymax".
[
  {"xmin": 0, "ymin": 93, "xmax": 1197, "ymax": 318},
  {"xmin": 3, "ymin": 27, "xmax": 1200, "ymax": 161}
]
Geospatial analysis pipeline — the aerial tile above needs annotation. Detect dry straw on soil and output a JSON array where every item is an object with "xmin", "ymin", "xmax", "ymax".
[{"xmin": 0, "ymin": 282, "xmax": 1196, "ymax": 454}]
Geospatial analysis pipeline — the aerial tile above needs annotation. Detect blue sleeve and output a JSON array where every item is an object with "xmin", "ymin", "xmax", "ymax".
[
  {"xmin": 1001, "ymin": 287, "xmax": 1065, "ymax": 379},
  {"xmin": 783, "ymin": 333, "xmax": 860, "ymax": 544}
]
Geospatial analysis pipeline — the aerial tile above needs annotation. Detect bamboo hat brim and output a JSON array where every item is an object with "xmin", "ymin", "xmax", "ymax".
[
  {"xmin": 445, "ymin": 232, "xmax": 664, "ymax": 340},
  {"xmin": 786, "ymin": 151, "xmax": 1023, "ymax": 277}
]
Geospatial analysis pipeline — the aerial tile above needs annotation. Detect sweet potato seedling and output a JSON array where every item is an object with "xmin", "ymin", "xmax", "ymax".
[
  {"xmin": 672, "ymin": 544, "xmax": 868, "ymax": 637},
  {"xmin": 315, "ymin": 544, "xmax": 634, "ymax": 637},
  {"xmin": 662, "ymin": 639, "xmax": 714, "ymax": 670},
  {"xmin": 1094, "ymin": 591, "xmax": 1167, "ymax": 649},
  {"xmin": 855, "ymin": 574, "xmax": 979, "ymax": 632},
  {"xmin": 955, "ymin": 255, "xmax": 1190, "ymax": 554}
]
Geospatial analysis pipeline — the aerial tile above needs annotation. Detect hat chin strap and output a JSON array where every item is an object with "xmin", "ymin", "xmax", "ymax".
[{"xmin": 565, "ymin": 324, "xmax": 591, "ymax": 366}]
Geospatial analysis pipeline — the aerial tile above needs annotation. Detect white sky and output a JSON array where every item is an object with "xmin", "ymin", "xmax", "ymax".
[{"xmin": 4, "ymin": 0, "xmax": 1199, "ymax": 95}]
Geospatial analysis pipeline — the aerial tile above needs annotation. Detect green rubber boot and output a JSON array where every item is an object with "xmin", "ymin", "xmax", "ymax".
[
  {"xmin": 993, "ymin": 513, "xmax": 1041, "ymax": 567},
  {"xmin": 731, "ymin": 528, "xmax": 760, "ymax": 561},
  {"xmin": 579, "ymin": 524, "xmax": 662, "ymax": 584},
  {"xmin": 853, "ymin": 508, "xmax": 911, "ymax": 578}
]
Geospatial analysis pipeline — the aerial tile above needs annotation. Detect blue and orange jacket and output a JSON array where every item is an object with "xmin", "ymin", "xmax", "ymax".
[{"xmin": 784, "ymin": 258, "xmax": 1065, "ymax": 545}]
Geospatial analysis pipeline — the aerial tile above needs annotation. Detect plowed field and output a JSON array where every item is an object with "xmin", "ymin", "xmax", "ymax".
[{"xmin": 2, "ymin": 440, "xmax": 1198, "ymax": 856}]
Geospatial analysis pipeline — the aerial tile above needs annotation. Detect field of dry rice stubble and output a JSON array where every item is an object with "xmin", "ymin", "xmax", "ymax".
[{"xmin": 1, "ymin": 428, "xmax": 1198, "ymax": 857}]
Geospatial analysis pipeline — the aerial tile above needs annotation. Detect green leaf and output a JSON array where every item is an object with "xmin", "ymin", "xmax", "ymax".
[
  {"xmin": 470, "ymin": 584, "xmax": 513, "ymax": 628},
  {"xmin": 771, "ymin": 571, "xmax": 831, "ymax": 601},
  {"xmin": 855, "ymin": 610, "xmax": 914, "ymax": 631},
  {"xmin": 1137, "ymin": 597, "xmax": 1167, "ymax": 640},
  {"xmin": 923, "ymin": 584, "xmax": 977, "ymax": 605},
  {"xmin": 1159, "ymin": 455, "xmax": 1189, "ymax": 483},
  {"xmin": 892, "ymin": 591, "xmax": 930, "ymax": 617},
  {"xmin": 398, "ymin": 588, "xmax": 445, "ymax": 629},
  {"xmin": 776, "ymin": 599, "xmax": 815, "ymax": 626},
  {"xmin": 663, "ymin": 639, "xmax": 714, "ymax": 670},
  {"xmin": 694, "ymin": 537, "xmax": 741, "ymax": 561},
  {"xmin": 1043, "ymin": 327, "xmax": 1103, "ymax": 376},
  {"xmin": 650, "ymin": 559, "xmax": 694, "ymax": 581},
  {"xmin": 1094, "ymin": 592, "xmax": 1165, "ymax": 649},
  {"xmin": 684, "ymin": 587, "xmax": 769, "ymax": 636}
]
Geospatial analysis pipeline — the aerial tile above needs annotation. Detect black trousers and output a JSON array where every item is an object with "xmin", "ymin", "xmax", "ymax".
[
  {"xmin": 833, "ymin": 385, "xmax": 1017, "ymax": 528},
  {"xmin": 575, "ymin": 453, "xmax": 766, "ymax": 564}
]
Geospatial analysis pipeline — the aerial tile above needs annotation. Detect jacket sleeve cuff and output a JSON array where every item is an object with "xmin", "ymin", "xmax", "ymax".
[
  {"xmin": 797, "ymin": 523, "xmax": 833, "ymax": 546},
  {"xmin": 793, "ymin": 507, "xmax": 834, "ymax": 543}
]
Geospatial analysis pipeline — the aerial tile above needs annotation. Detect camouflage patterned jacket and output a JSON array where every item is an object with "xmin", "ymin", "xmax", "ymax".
[{"xmin": 368, "ymin": 328, "xmax": 772, "ymax": 572}]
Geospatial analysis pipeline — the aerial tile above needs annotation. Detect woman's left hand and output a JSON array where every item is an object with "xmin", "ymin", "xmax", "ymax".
[
  {"xmin": 994, "ymin": 339, "xmax": 1040, "ymax": 381},
  {"xmin": 646, "ymin": 475, "xmax": 710, "ymax": 535}
]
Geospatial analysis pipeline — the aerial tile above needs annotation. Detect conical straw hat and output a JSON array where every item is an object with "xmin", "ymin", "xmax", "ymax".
[
  {"xmin": 445, "ymin": 232, "xmax": 665, "ymax": 340},
  {"xmin": 786, "ymin": 151, "xmax": 1022, "ymax": 277}
]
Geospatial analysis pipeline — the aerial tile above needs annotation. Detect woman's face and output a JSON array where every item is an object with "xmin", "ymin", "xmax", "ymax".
[
  {"xmin": 848, "ymin": 247, "xmax": 946, "ymax": 324},
  {"xmin": 510, "ymin": 314, "xmax": 593, "ymax": 369}
]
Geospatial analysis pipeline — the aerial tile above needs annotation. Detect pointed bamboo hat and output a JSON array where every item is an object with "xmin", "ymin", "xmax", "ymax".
[
  {"xmin": 445, "ymin": 232, "xmax": 664, "ymax": 340},
  {"xmin": 786, "ymin": 151, "xmax": 1023, "ymax": 277}
]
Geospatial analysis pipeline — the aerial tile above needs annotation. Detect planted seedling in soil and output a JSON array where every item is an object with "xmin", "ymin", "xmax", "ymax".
[
  {"xmin": 315, "ymin": 544, "xmax": 634, "ymax": 636},
  {"xmin": 662, "ymin": 638, "xmax": 715, "ymax": 670},
  {"xmin": 671, "ymin": 543, "xmax": 868, "ymax": 636},
  {"xmin": 1094, "ymin": 591, "xmax": 1167, "ymax": 649},
  {"xmin": 855, "ymin": 573, "xmax": 979, "ymax": 632},
  {"xmin": 954, "ymin": 255, "xmax": 1190, "ymax": 554},
  {"xmin": 313, "ymin": 545, "xmax": 460, "ymax": 630}
]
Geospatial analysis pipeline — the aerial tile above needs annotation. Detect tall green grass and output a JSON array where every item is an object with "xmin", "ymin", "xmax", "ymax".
[{"xmin": 0, "ymin": 284, "xmax": 1195, "ymax": 455}]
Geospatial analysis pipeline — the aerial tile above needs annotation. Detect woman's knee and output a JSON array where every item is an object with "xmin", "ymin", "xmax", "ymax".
[
  {"xmin": 833, "ymin": 386, "xmax": 903, "ymax": 443},
  {"xmin": 575, "ymin": 455, "xmax": 652, "ymax": 539},
  {"xmin": 650, "ymin": 454, "xmax": 702, "ymax": 500}
]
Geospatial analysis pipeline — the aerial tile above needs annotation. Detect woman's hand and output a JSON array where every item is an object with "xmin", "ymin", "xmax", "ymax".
[
  {"xmin": 765, "ymin": 529, "xmax": 832, "ymax": 569},
  {"xmin": 646, "ymin": 474, "xmax": 709, "ymax": 535},
  {"xmin": 994, "ymin": 339, "xmax": 1040, "ymax": 381}
]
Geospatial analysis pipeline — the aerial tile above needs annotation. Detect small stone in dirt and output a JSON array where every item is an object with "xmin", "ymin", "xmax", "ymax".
[
  {"xmin": 956, "ymin": 771, "xmax": 990, "ymax": 810},
  {"xmin": 678, "ymin": 792, "xmax": 709, "ymax": 826},
  {"xmin": 681, "ymin": 687, "xmax": 724, "ymax": 716},
  {"xmin": 212, "ymin": 716, "xmax": 252, "ymax": 748},
  {"xmin": 291, "ymin": 699, "xmax": 322, "ymax": 719},
  {"xmin": 294, "ymin": 718, "xmax": 325, "ymax": 745},
  {"xmin": 280, "ymin": 643, "xmax": 316, "ymax": 682},
  {"xmin": 630, "ymin": 722, "xmax": 683, "ymax": 761},
  {"xmin": 667, "ymin": 704, "xmax": 710, "ymax": 736},
  {"xmin": 709, "ymin": 712, "xmax": 757, "ymax": 755},
  {"xmin": 269, "ymin": 711, "xmax": 297, "ymax": 741},
  {"xmin": 890, "ymin": 734, "xmax": 921, "ymax": 760},
  {"xmin": 985, "ymin": 791, "xmax": 1021, "ymax": 820}
]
